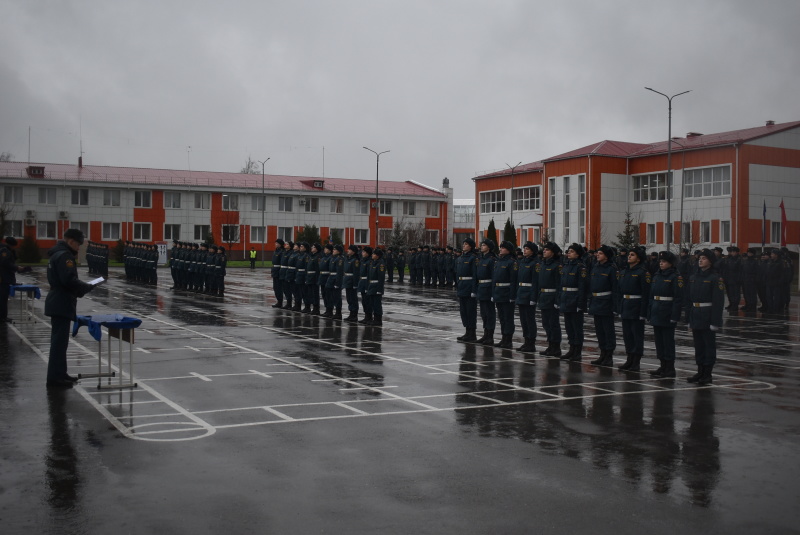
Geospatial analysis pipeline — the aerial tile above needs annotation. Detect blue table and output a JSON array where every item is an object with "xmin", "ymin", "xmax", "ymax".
[
  {"xmin": 73, "ymin": 314, "xmax": 143, "ymax": 389},
  {"xmin": 8, "ymin": 284, "xmax": 40, "ymax": 322}
]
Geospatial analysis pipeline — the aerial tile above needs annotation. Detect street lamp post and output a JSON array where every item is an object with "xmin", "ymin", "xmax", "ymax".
[
  {"xmin": 645, "ymin": 87, "xmax": 691, "ymax": 252},
  {"xmin": 363, "ymin": 147, "xmax": 389, "ymax": 248},
  {"xmin": 258, "ymin": 158, "xmax": 270, "ymax": 267},
  {"xmin": 507, "ymin": 161, "xmax": 522, "ymax": 243}
]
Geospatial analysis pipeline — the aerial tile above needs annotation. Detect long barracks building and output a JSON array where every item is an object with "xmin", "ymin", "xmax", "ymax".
[
  {"xmin": 473, "ymin": 119, "xmax": 800, "ymax": 251},
  {"xmin": 0, "ymin": 160, "xmax": 453, "ymax": 259}
]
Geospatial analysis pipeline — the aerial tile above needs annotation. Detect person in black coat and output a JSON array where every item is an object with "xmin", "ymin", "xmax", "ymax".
[
  {"xmin": 647, "ymin": 251, "xmax": 684, "ymax": 378},
  {"xmin": 44, "ymin": 229, "xmax": 96, "ymax": 388},
  {"xmin": 1, "ymin": 236, "xmax": 27, "ymax": 323}
]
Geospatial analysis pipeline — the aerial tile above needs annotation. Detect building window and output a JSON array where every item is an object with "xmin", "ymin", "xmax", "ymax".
[
  {"xmin": 72, "ymin": 222, "xmax": 89, "ymax": 240},
  {"xmin": 278, "ymin": 197, "xmax": 293, "ymax": 212},
  {"xmin": 632, "ymin": 173, "xmax": 670, "ymax": 202},
  {"xmin": 134, "ymin": 190, "xmax": 151, "ymax": 208},
  {"xmin": 39, "ymin": 187, "xmax": 56, "ymax": 205},
  {"xmin": 71, "ymin": 188, "xmax": 89, "ymax": 206},
  {"xmin": 379, "ymin": 200, "xmax": 392, "ymax": 215},
  {"xmin": 355, "ymin": 229, "xmax": 368, "ymax": 244},
  {"xmin": 165, "ymin": 192, "xmax": 182, "ymax": 209},
  {"xmin": 403, "ymin": 201, "xmax": 416, "ymax": 216},
  {"xmin": 548, "ymin": 178, "xmax": 556, "ymax": 236},
  {"xmin": 684, "ymin": 166, "xmax": 731, "ymax": 199},
  {"xmin": 194, "ymin": 193, "xmax": 210, "ymax": 209},
  {"xmin": 222, "ymin": 194, "xmax": 239, "ymax": 211},
  {"xmin": 277, "ymin": 227, "xmax": 293, "ymax": 242},
  {"xmin": 251, "ymin": 195, "xmax": 266, "ymax": 212},
  {"xmin": 222, "ymin": 225, "xmax": 239, "ymax": 242},
  {"xmin": 424, "ymin": 230, "xmax": 439, "ymax": 245},
  {"xmin": 356, "ymin": 200, "xmax": 369, "ymax": 215},
  {"xmin": 102, "ymin": 222, "xmax": 121, "ymax": 241},
  {"xmin": 563, "ymin": 177, "xmax": 571, "ymax": 244},
  {"xmin": 330, "ymin": 199, "xmax": 344, "ymax": 214},
  {"xmin": 647, "ymin": 224, "xmax": 656, "ymax": 244},
  {"xmin": 37, "ymin": 221, "xmax": 56, "ymax": 239},
  {"xmin": 512, "ymin": 187, "xmax": 541, "ymax": 211},
  {"xmin": 134, "ymin": 223, "xmax": 151, "ymax": 241},
  {"xmin": 479, "ymin": 190, "xmax": 506, "ymax": 214},
  {"xmin": 329, "ymin": 228, "xmax": 345, "ymax": 242},
  {"xmin": 533, "ymin": 227, "xmax": 541, "ymax": 244},
  {"xmin": 103, "ymin": 190, "xmax": 120, "ymax": 207},
  {"xmin": 578, "ymin": 175, "xmax": 586, "ymax": 244},
  {"xmin": 303, "ymin": 198, "xmax": 319, "ymax": 213},
  {"xmin": 700, "ymin": 221, "xmax": 711, "ymax": 243},
  {"xmin": 7, "ymin": 220, "xmax": 23, "ymax": 237},
  {"xmin": 426, "ymin": 202, "xmax": 439, "ymax": 217},
  {"xmin": 3, "ymin": 186, "xmax": 23, "ymax": 204},
  {"xmin": 194, "ymin": 225, "xmax": 210, "ymax": 241},
  {"xmin": 164, "ymin": 224, "xmax": 181, "ymax": 240},
  {"xmin": 378, "ymin": 229, "xmax": 392, "ymax": 246},
  {"xmin": 772, "ymin": 222, "xmax": 782, "ymax": 244},
  {"xmin": 680, "ymin": 222, "xmax": 691, "ymax": 244},
  {"xmin": 251, "ymin": 226, "xmax": 265, "ymax": 243},
  {"xmin": 720, "ymin": 220, "xmax": 731, "ymax": 244}
]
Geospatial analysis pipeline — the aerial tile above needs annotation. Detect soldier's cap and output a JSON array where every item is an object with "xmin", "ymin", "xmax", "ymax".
[
  {"xmin": 619, "ymin": 248, "xmax": 628, "ymax": 254},
  {"xmin": 681, "ymin": 248, "xmax": 689, "ymax": 254},
  {"xmin": 172, "ymin": 239, "xmax": 179, "ymax": 244},
  {"xmin": 301, "ymin": 241, "xmax": 311, "ymax": 250},
  {"xmin": 598, "ymin": 244, "xmax": 614, "ymax": 259},
  {"xmin": 311, "ymin": 243, "xmax": 322, "ymax": 252},
  {"xmin": 334, "ymin": 244, "xmax": 344, "ymax": 253},
  {"xmin": 5, "ymin": 236, "xmax": 18, "ymax": 247},
  {"xmin": 566, "ymin": 242, "xmax": 584, "ymax": 257},
  {"xmin": 747, "ymin": 247, "xmax": 757, "ymax": 254},
  {"xmin": 446, "ymin": 245, "xmax": 454, "ymax": 251},
  {"xmin": 713, "ymin": 247, "xmax": 723, "ymax": 252},
  {"xmin": 275, "ymin": 238, "xmax": 285, "ymax": 246},
  {"xmin": 218, "ymin": 246, "xmax": 225, "ymax": 252},
  {"xmin": 372, "ymin": 248, "xmax": 384, "ymax": 258},
  {"xmin": 200, "ymin": 243, "xmax": 207, "ymax": 248},
  {"xmin": 698, "ymin": 248, "xmax": 716, "ymax": 264},
  {"xmin": 63, "ymin": 228, "xmax": 85, "ymax": 245},
  {"xmin": 727, "ymin": 246, "xmax": 740, "ymax": 252},
  {"xmin": 210, "ymin": 245, "xmax": 218, "ymax": 251},
  {"xmin": 772, "ymin": 248, "xmax": 781, "ymax": 255},
  {"xmin": 497, "ymin": 240, "xmax": 514, "ymax": 252},
  {"xmin": 658, "ymin": 251, "xmax": 677, "ymax": 265},
  {"xmin": 543, "ymin": 242, "xmax": 562, "ymax": 255},
  {"xmin": 193, "ymin": 243, "xmax": 199, "ymax": 249},
  {"xmin": 761, "ymin": 250, "xmax": 770, "ymax": 256},
  {"xmin": 694, "ymin": 250, "xmax": 701, "ymax": 255},
  {"xmin": 323, "ymin": 243, "xmax": 333, "ymax": 251},
  {"xmin": 423, "ymin": 245, "xmax": 430, "ymax": 250},
  {"xmin": 348, "ymin": 244, "xmax": 359, "ymax": 253},
  {"xmin": 463, "ymin": 238, "xmax": 477, "ymax": 250},
  {"xmin": 480, "ymin": 239, "xmax": 496, "ymax": 251},
  {"xmin": 286, "ymin": 241, "xmax": 295, "ymax": 248},
  {"xmin": 362, "ymin": 246, "xmax": 373, "ymax": 256}
]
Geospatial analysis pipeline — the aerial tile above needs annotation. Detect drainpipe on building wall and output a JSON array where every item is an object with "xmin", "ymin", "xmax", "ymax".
[
  {"xmin": 588, "ymin": 155, "xmax": 592, "ymax": 248},
  {"xmin": 735, "ymin": 143, "xmax": 739, "ymax": 247}
]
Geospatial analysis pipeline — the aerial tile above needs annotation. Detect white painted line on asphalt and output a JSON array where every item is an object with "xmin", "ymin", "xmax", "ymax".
[
  {"xmin": 263, "ymin": 407, "xmax": 293, "ymax": 420},
  {"xmin": 249, "ymin": 369, "xmax": 273, "ymax": 379},
  {"xmin": 190, "ymin": 372, "xmax": 212, "ymax": 382},
  {"xmin": 335, "ymin": 402, "xmax": 369, "ymax": 415}
]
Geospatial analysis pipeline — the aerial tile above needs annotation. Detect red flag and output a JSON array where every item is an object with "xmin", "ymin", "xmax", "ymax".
[{"xmin": 780, "ymin": 199, "xmax": 788, "ymax": 246}]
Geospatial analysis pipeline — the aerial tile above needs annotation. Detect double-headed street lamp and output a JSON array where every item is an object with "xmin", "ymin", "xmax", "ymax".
[
  {"xmin": 645, "ymin": 87, "xmax": 691, "ymax": 251},
  {"xmin": 258, "ymin": 158, "xmax": 270, "ymax": 267},
  {"xmin": 507, "ymin": 161, "xmax": 522, "ymax": 240},
  {"xmin": 363, "ymin": 147, "xmax": 389, "ymax": 247}
]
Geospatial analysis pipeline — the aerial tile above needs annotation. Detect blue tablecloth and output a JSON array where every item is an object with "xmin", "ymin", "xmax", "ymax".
[
  {"xmin": 72, "ymin": 314, "xmax": 143, "ymax": 341},
  {"xmin": 9, "ymin": 284, "xmax": 41, "ymax": 299}
]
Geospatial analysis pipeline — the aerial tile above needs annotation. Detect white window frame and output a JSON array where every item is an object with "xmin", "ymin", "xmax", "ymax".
[
  {"xmin": 578, "ymin": 176, "xmax": 586, "ymax": 244},
  {"xmin": 164, "ymin": 224, "xmax": 181, "ymax": 241},
  {"xmin": 102, "ymin": 222, "xmax": 121, "ymax": 241},
  {"xmin": 681, "ymin": 221, "xmax": 691, "ymax": 244},
  {"xmin": 7, "ymin": 220, "xmax": 23, "ymax": 237},
  {"xmin": 720, "ymin": 220, "xmax": 731, "ymax": 244},
  {"xmin": 103, "ymin": 189, "xmax": 121, "ymax": 207},
  {"xmin": 355, "ymin": 229, "xmax": 368, "ymax": 244},
  {"xmin": 479, "ymin": 190, "xmax": 506, "ymax": 214},
  {"xmin": 303, "ymin": 198, "xmax": 319, "ymax": 213},
  {"xmin": 563, "ymin": 176, "xmax": 571, "ymax": 243},
  {"xmin": 194, "ymin": 225, "xmax": 210, "ymax": 241},
  {"xmin": 512, "ymin": 186, "xmax": 541, "ymax": 211},
  {"xmin": 251, "ymin": 195, "xmax": 266, "ymax": 212},
  {"xmin": 134, "ymin": 223, "xmax": 151, "ymax": 241},
  {"xmin": 278, "ymin": 197, "xmax": 293, "ymax": 212},
  {"xmin": 134, "ymin": 190, "xmax": 152, "ymax": 208},
  {"xmin": 71, "ymin": 188, "xmax": 89, "ymax": 206},
  {"xmin": 251, "ymin": 226, "xmax": 266, "ymax": 243},
  {"xmin": 379, "ymin": 200, "xmax": 392, "ymax": 215},
  {"xmin": 683, "ymin": 165, "xmax": 731, "ymax": 199},
  {"xmin": 222, "ymin": 225, "xmax": 240, "ymax": 242},
  {"xmin": 36, "ymin": 221, "xmax": 56, "ymax": 239},
  {"xmin": 647, "ymin": 223, "xmax": 656, "ymax": 244},
  {"xmin": 378, "ymin": 229, "xmax": 392, "ymax": 245},
  {"xmin": 222, "ymin": 194, "xmax": 239, "ymax": 211},
  {"xmin": 165, "ymin": 191, "xmax": 182, "ymax": 209},
  {"xmin": 700, "ymin": 221, "xmax": 711, "ymax": 243},
  {"xmin": 426, "ymin": 202, "xmax": 439, "ymax": 217},
  {"xmin": 424, "ymin": 230, "xmax": 439, "ymax": 245},
  {"xmin": 330, "ymin": 199, "xmax": 344, "ymax": 214},
  {"xmin": 771, "ymin": 221, "xmax": 782, "ymax": 244},
  {"xmin": 194, "ymin": 193, "xmax": 210, "ymax": 209},
  {"xmin": 403, "ymin": 201, "xmax": 416, "ymax": 216},
  {"xmin": 4, "ymin": 186, "xmax": 23, "ymax": 204},
  {"xmin": 355, "ymin": 200, "xmax": 369, "ymax": 215},
  {"xmin": 632, "ymin": 173, "xmax": 670, "ymax": 203},
  {"xmin": 277, "ymin": 227, "xmax": 293, "ymax": 242},
  {"xmin": 39, "ymin": 187, "xmax": 57, "ymax": 205}
]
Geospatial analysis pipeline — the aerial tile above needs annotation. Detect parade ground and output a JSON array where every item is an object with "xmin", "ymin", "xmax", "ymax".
[{"xmin": 2, "ymin": 267, "xmax": 799, "ymax": 534}]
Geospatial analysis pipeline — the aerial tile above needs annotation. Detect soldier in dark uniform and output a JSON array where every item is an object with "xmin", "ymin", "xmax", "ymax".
[
  {"xmin": 475, "ymin": 239, "xmax": 497, "ymax": 346},
  {"xmin": 492, "ymin": 241, "xmax": 518, "ymax": 349},
  {"xmin": 766, "ymin": 248, "xmax": 790, "ymax": 314},
  {"xmin": 293, "ymin": 242, "xmax": 309, "ymax": 312},
  {"xmin": 358, "ymin": 246, "xmax": 373, "ymax": 323},
  {"xmin": 44, "ymin": 228, "xmax": 95, "ymax": 388},
  {"xmin": 456, "ymin": 238, "xmax": 479, "ymax": 343},
  {"xmin": 430, "ymin": 247, "xmax": 440, "ymax": 287},
  {"xmin": 366, "ymin": 248, "xmax": 386, "ymax": 325},
  {"xmin": 617, "ymin": 247, "xmax": 651, "ymax": 372},
  {"xmin": 325, "ymin": 244, "xmax": 344, "ymax": 319},
  {"xmin": 686, "ymin": 249, "xmax": 725, "ymax": 385},
  {"xmin": 614, "ymin": 248, "xmax": 628, "ymax": 271},
  {"xmin": 280, "ymin": 241, "xmax": 295, "ymax": 309},
  {"xmin": 396, "ymin": 249, "xmax": 406, "ymax": 283},
  {"xmin": 559, "ymin": 243, "xmax": 588, "ymax": 362},
  {"xmin": 169, "ymin": 240, "xmax": 179, "ymax": 289},
  {"xmin": 648, "ymin": 251, "xmax": 684, "ymax": 378},
  {"xmin": 780, "ymin": 247, "xmax": 794, "ymax": 312},
  {"xmin": 271, "ymin": 239, "xmax": 285, "ymax": 308},
  {"xmin": 385, "ymin": 247, "xmax": 395, "ymax": 283},
  {"xmin": 438, "ymin": 247, "xmax": 449, "ymax": 287},
  {"xmin": 515, "ymin": 241, "xmax": 539, "ymax": 353},
  {"xmin": 319, "ymin": 244, "xmax": 333, "ymax": 315},
  {"xmin": 215, "ymin": 246, "xmax": 227, "ymax": 296},
  {"xmin": 646, "ymin": 252, "xmax": 659, "ymax": 275},
  {"xmin": 422, "ymin": 245, "xmax": 432, "ymax": 286},
  {"xmin": 536, "ymin": 242, "xmax": 562, "ymax": 357},
  {"xmin": 589, "ymin": 244, "xmax": 619, "ymax": 367},
  {"xmin": 1, "ymin": 237, "xmax": 25, "ymax": 323},
  {"xmin": 407, "ymin": 247, "xmax": 417, "ymax": 284},
  {"xmin": 721, "ymin": 246, "xmax": 742, "ymax": 310},
  {"xmin": 445, "ymin": 246, "xmax": 456, "ymax": 287},
  {"xmin": 305, "ymin": 243, "xmax": 321, "ymax": 314},
  {"xmin": 757, "ymin": 250, "xmax": 770, "ymax": 311},
  {"xmin": 284, "ymin": 242, "xmax": 300, "ymax": 309},
  {"xmin": 343, "ymin": 244, "xmax": 361, "ymax": 322},
  {"xmin": 740, "ymin": 247, "xmax": 758, "ymax": 312}
]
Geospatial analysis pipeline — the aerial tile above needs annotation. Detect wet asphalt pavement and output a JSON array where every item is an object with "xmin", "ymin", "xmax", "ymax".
[{"xmin": 1, "ymin": 268, "xmax": 799, "ymax": 534}]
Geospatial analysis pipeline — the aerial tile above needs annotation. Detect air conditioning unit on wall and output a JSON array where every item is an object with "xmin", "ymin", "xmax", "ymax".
[
  {"xmin": 24, "ymin": 218, "xmax": 35, "ymax": 226},
  {"xmin": 58, "ymin": 210, "xmax": 69, "ymax": 219},
  {"xmin": 25, "ymin": 209, "xmax": 36, "ymax": 218}
]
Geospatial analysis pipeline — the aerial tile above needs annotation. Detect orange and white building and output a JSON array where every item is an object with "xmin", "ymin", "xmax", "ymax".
[{"xmin": 473, "ymin": 120, "xmax": 800, "ymax": 251}]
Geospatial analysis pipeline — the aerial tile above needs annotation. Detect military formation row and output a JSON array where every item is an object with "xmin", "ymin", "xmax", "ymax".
[
  {"xmin": 166, "ymin": 242, "xmax": 227, "ymax": 296},
  {"xmin": 85, "ymin": 241, "xmax": 109, "ymax": 278}
]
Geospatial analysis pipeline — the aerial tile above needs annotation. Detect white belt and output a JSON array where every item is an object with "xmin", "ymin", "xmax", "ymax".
[
  {"xmin": 495, "ymin": 282, "xmax": 510, "ymax": 287},
  {"xmin": 360, "ymin": 277, "xmax": 368, "ymax": 280},
  {"xmin": 519, "ymin": 283, "xmax": 533, "ymax": 287},
  {"xmin": 287, "ymin": 266, "xmax": 296, "ymax": 270},
  {"xmin": 319, "ymin": 271, "xmax": 330, "ymax": 275},
  {"xmin": 297, "ymin": 269, "xmax": 306, "ymax": 272},
  {"xmin": 562, "ymin": 287, "xmax": 578, "ymax": 291},
  {"xmin": 653, "ymin": 296, "xmax": 673, "ymax": 301},
  {"xmin": 278, "ymin": 266, "xmax": 285, "ymax": 269},
  {"xmin": 623, "ymin": 294, "xmax": 642, "ymax": 299},
  {"xmin": 693, "ymin": 302, "xmax": 712, "ymax": 307},
  {"xmin": 344, "ymin": 273, "xmax": 354, "ymax": 276},
  {"xmin": 459, "ymin": 277, "xmax": 473, "ymax": 280},
  {"xmin": 540, "ymin": 288, "xmax": 557, "ymax": 293},
  {"xmin": 592, "ymin": 291, "xmax": 611, "ymax": 296},
  {"xmin": 479, "ymin": 279, "xmax": 492, "ymax": 283},
  {"xmin": 369, "ymin": 280, "xmax": 380, "ymax": 283}
]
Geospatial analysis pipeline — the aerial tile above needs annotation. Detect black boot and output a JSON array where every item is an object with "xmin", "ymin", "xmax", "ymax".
[
  {"xmin": 649, "ymin": 359, "xmax": 664, "ymax": 377},
  {"xmin": 697, "ymin": 365, "xmax": 713, "ymax": 385},
  {"xmin": 545, "ymin": 343, "xmax": 562, "ymax": 357},
  {"xmin": 322, "ymin": 308, "xmax": 333, "ymax": 317},
  {"xmin": 569, "ymin": 345, "xmax": 583, "ymax": 362},
  {"xmin": 475, "ymin": 330, "xmax": 488, "ymax": 344},
  {"xmin": 272, "ymin": 301, "xmax": 283, "ymax": 309},
  {"xmin": 656, "ymin": 360, "xmax": 676, "ymax": 378},
  {"xmin": 687, "ymin": 365, "xmax": 704, "ymax": 383},
  {"xmin": 457, "ymin": 329, "xmax": 470, "ymax": 341},
  {"xmin": 561, "ymin": 345, "xmax": 575, "ymax": 360},
  {"xmin": 460, "ymin": 329, "xmax": 478, "ymax": 343},
  {"xmin": 518, "ymin": 338, "xmax": 533, "ymax": 352},
  {"xmin": 344, "ymin": 312, "xmax": 359, "ymax": 322},
  {"xmin": 333, "ymin": 309, "xmax": 343, "ymax": 320},
  {"xmin": 312, "ymin": 305, "xmax": 320, "ymax": 315},
  {"xmin": 599, "ymin": 350, "xmax": 614, "ymax": 366},
  {"xmin": 590, "ymin": 350, "xmax": 606, "ymax": 365},
  {"xmin": 302, "ymin": 305, "xmax": 312, "ymax": 314},
  {"xmin": 480, "ymin": 331, "xmax": 495, "ymax": 346},
  {"xmin": 626, "ymin": 354, "xmax": 642, "ymax": 372},
  {"xmin": 618, "ymin": 353, "xmax": 634, "ymax": 371},
  {"xmin": 359, "ymin": 313, "xmax": 373, "ymax": 324},
  {"xmin": 372, "ymin": 315, "xmax": 383, "ymax": 326},
  {"xmin": 496, "ymin": 334, "xmax": 513, "ymax": 349}
]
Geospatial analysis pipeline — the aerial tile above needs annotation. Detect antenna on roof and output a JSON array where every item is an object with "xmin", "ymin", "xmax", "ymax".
[{"xmin": 187, "ymin": 146, "xmax": 192, "ymax": 172}]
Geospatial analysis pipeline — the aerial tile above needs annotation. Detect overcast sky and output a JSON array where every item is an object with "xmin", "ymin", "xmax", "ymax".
[{"xmin": 2, "ymin": 0, "xmax": 799, "ymax": 198}]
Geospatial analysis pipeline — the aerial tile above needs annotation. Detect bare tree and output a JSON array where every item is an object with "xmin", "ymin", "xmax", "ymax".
[
  {"xmin": 0, "ymin": 202, "xmax": 10, "ymax": 237},
  {"xmin": 404, "ymin": 219, "xmax": 427, "ymax": 246},
  {"xmin": 240, "ymin": 156, "xmax": 259, "ymax": 175},
  {"xmin": 0, "ymin": 152, "xmax": 12, "ymax": 162},
  {"xmin": 679, "ymin": 209, "xmax": 701, "ymax": 253}
]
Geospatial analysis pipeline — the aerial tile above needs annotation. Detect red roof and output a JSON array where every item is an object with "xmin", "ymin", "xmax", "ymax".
[
  {"xmin": 544, "ymin": 140, "xmax": 652, "ymax": 162},
  {"xmin": 473, "ymin": 161, "xmax": 543, "ymax": 180},
  {"xmin": 0, "ymin": 161, "xmax": 446, "ymax": 198}
]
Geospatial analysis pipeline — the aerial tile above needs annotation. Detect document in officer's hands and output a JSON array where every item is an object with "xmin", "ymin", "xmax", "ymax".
[{"xmin": 88, "ymin": 277, "xmax": 106, "ymax": 286}]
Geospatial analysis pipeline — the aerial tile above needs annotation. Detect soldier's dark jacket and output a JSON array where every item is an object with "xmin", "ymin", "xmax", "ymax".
[
  {"xmin": 476, "ymin": 252, "xmax": 496, "ymax": 301},
  {"xmin": 647, "ymin": 266, "xmax": 684, "ymax": 325},
  {"xmin": 491, "ymin": 254, "xmax": 518, "ymax": 302},
  {"xmin": 326, "ymin": 255, "xmax": 344, "ymax": 289},
  {"xmin": 343, "ymin": 254, "xmax": 360, "ymax": 289},
  {"xmin": 588, "ymin": 261, "xmax": 618, "ymax": 316},
  {"xmin": 271, "ymin": 247, "xmax": 284, "ymax": 278},
  {"xmin": 686, "ymin": 267, "xmax": 725, "ymax": 329},
  {"xmin": 305, "ymin": 250, "xmax": 320, "ymax": 285},
  {"xmin": 535, "ymin": 256, "xmax": 561, "ymax": 310},
  {"xmin": 318, "ymin": 252, "xmax": 331, "ymax": 287},
  {"xmin": 295, "ymin": 249, "xmax": 309, "ymax": 284},
  {"xmin": 456, "ymin": 250, "xmax": 479, "ymax": 297},
  {"xmin": 358, "ymin": 256, "xmax": 371, "ymax": 292},
  {"xmin": 557, "ymin": 257, "xmax": 587, "ymax": 312},
  {"xmin": 515, "ymin": 254, "xmax": 539, "ymax": 305},
  {"xmin": 366, "ymin": 258, "xmax": 386, "ymax": 295},
  {"xmin": 45, "ymin": 241, "xmax": 93, "ymax": 319},
  {"xmin": 617, "ymin": 262, "xmax": 651, "ymax": 319}
]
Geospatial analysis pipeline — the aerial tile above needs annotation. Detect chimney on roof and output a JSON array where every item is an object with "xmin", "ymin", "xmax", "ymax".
[
  {"xmin": 78, "ymin": 156, "xmax": 83, "ymax": 168},
  {"xmin": 686, "ymin": 132, "xmax": 703, "ymax": 138},
  {"xmin": 766, "ymin": 120, "xmax": 775, "ymax": 126},
  {"xmin": 442, "ymin": 177, "xmax": 450, "ymax": 188}
]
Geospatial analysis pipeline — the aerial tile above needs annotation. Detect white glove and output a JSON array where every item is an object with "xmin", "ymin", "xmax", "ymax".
[
  {"xmin": 470, "ymin": 293, "xmax": 476, "ymax": 298},
  {"xmin": 553, "ymin": 304, "xmax": 559, "ymax": 310},
  {"xmin": 639, "ymin": 316, "xmax": 646, "ymax": 321},
  {"xmin": 577, "ymin": 308, "xmax": 583, "ymax": 313},
  {"xmin": 509, "ymin": 299, "xmax": 514, "ymax": 303},
  {"xmin": 710, "ymin": 325, "xmax": 719, "ymax": 332},
  {"xmin": 670, "ymin": 320, "xmax": 677, "ymax": 324},
  {"xmin": 491, "ymin": 297, "xmax": 494, "ymax": 302},
  {"xmin": 530, "ymin": 301, "xmax": 535, "ymax": 306}
]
